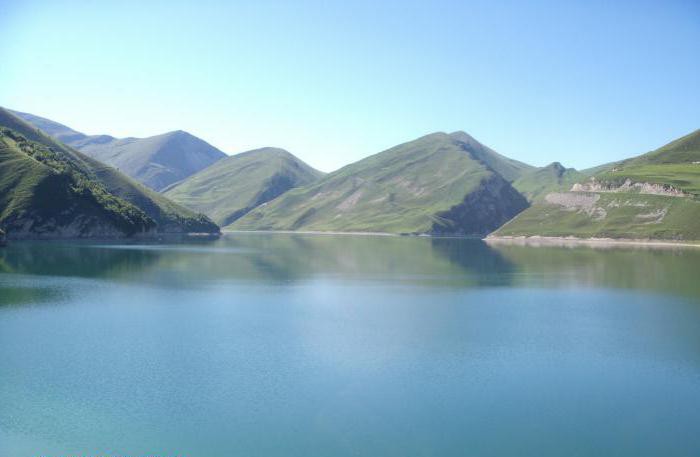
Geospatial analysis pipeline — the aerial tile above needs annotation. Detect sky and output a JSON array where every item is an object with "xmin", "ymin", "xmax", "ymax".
[{"xmin": 1, "ymin": 0, "xmax": 699, "ymax": 172}]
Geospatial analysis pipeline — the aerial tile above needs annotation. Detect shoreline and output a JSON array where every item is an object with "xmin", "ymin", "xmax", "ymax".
[
  {"xmin": 485, "ymin": 235, "xmax": 700, "ymax": 249},
  {"xmin": 0, "ymin": 232, "xmax": 221, "ymax": 243},
  {"xmin": 223, "ymin": 229, "xmax": 400, "ymax": 237}
]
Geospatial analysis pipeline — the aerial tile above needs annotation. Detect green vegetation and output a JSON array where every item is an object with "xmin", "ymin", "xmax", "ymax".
[
  {"xmin": 494, "ymin": 129, "xmax": 700, "ymax": 241},
  {"xmin": 0, "ymin": 127, "xmax": 155, "ymax": 238},
  {"xmin": 0, "ymin": 107, "xmax": 219, "ymax": 237},
  {"xmin": 232, "ymin": 132, "xmax": 529, "ymax": 235},
  {"xmin": 164, "ymin": 147, "xmax": 324, "ymax": 227},
  {"xmin": 592, "ymin": 129, "xmax": 700, "ymax": 196},
  {"xmin": 598, "ymin": 164, "xmax": 700, "ymax": 196},
  {"xmin": 495, "ymin": 192, "xmax": 700, "ymax": 241},
  {"xmin": 7, "ymin": 107, "xmax": 698, "ymax": 241},
  {"xmin": 513, "ymin": 162, "xmax": 585, "ymax": 202},
  {"xmin": 626, "ymin": 128, "xmax": 700, "ymax": 165},
  {"xmin": 13, "ymin": 110, "xmax": 227, "ymax": 191},
  {"xmin": 449, "ymin": 131, "xmax": 534, "ymax": 181}
]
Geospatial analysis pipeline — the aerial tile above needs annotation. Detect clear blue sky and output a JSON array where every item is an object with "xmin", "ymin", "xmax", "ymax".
[{"xmin": 1, "ymin": 0, "xmax": 698, "ymax": 172}]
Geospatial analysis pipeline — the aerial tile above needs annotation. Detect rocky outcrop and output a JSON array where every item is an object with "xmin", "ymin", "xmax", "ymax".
[
  {"xmin": 1, "ymin": 211, "xmax": 154, "ymax": 240},
  {"xmin": 571, "ymin": 178, "xmax": 688, "ymax": 197},
  {"xmin": 430, "ymin": 174, "xmax": 529, "ymax": 236},
  {"xmin": 541, "ymin": 191, "xmax": 673, "ymax": 224},
  {"xmin": 544, "ymin": 192, "xmax": 606, "ymax": 220}
]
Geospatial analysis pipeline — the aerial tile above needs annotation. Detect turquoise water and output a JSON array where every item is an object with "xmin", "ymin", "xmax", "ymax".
[{"xmin": 1, "ymin": 234, "xmax": 699, "ymax": 456}]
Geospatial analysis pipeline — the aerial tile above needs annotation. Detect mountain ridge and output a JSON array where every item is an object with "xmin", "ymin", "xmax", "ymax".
[
  {"xmin": 11, "ymin": 110, "xmax": 227, "ymax": 191},
  {"xmin": 165, "ymin": 147, "xmax": 325, "ymax": 227},
  {"xmin": 231, "ymin": 131, "xmax": 530, "ymax": 235},
  {"xmin": 0, "ymin": 107, "xmax": 219, "ymax": 238}
]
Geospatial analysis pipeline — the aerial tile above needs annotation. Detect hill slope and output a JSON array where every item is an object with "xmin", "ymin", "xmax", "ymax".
[
  {"xmin": 11, "ymin": 110, "xmax": 227, "ymax": 191},
  {"xmin": 231, "ymin": 132, "xmax": 529, "ymax": 235},
  {"xmin": 512, "ymin": 162, "xmax": 585, "ymax": 202},
  {"xmin": 594, "ymin": 129, "xmax": 700, "ymax": 196},
  {"xmin": 492, "ymin": 129, "xmax": 700, "ymax": 241},
  {"xmin": 0, "ymin": 107, "xmax": 219, "ymax": 236},
  {"xmin": 0, "ymin": 126, "xmax": 155, "ymax": 239},
  {"xmin": 164, "ymin": 147, "xmax": 324, "ymax": 227},
  {"xmin": 449, "ymin": 131, "xmax": 534, "ymax": 181}
]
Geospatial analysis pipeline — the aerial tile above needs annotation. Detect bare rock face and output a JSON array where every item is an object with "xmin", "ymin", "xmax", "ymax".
[
  {"xmin": 2, "ymin": 212, "xmax": 155, "ymax": 240},
  {"xmin": 430, "ymin": 174, "xmax": 529, "ymax": 236},
  {"xmin": 545, "ymin": 192, "xmax": 607, "ymax": 220},
  {"xmin": 571, "ymin": 178, "xmax": 687, "ymax": 197}
]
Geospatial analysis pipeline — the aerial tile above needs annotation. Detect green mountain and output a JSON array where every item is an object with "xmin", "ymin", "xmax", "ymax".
[
  {"xmin": 0, "ymin": 124, "xmax": 154, "ymax": 239},
  {"xmin": 231, "ymin": 132, "xmax": 529, "ymax": 235},
  {"xmin": 493, "ymin": 129, "xmax": 700, "ymax": 241},
  {"xmin": 11, "ymin": 110, "xmax": 227, "ymax": 191},
  {"xmin": 512, "ymin": 162, "xmax": 585, "ymax": 202},
  {"xmin": 594, "ymin": 128, "xmax": 700, "ymax": 196},
  {"xmin": 164, "ymin": 147, "xmax": 324, "ymax": 227},
  {"xmin": 0, "ymin": 107, "xmax": 219, "ymax": 238},
  {"xmin": 449, "ymin": 131, "xmax": 534, "ymax": 181}
]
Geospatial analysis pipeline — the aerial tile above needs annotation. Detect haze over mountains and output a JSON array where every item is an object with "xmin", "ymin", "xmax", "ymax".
[
  {"xmin": 0, "ymin": 108, "xmax": 218, "ymax": 239},
  {"xmin": 11, "ymin": 110, "xmax": 226, "ymax": 191},
  {"xmin": 5, "ymin": 107, "xmax": 700, "ymax": 242}
]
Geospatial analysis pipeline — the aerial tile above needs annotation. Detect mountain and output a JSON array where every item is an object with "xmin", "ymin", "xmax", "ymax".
[
  {"xmin": 449, "ymin": 131, "xmax": 534, "ymax": 181},
  {"xmin": 9, "ymin": 110, "xmax": 88, "ymax": 144},
  {"xmin": 594, "ymin": 128, "xmax": 700, "ymax": 195},
  {"xmin": 0, "ymin": 117, "xmax": 153, "ymax": 238},
  {"xmin": 492, "ymin": 129, "xmax": 700, "ymax": 241},
  {"xmin": 164, "ymin": 147, "xmax": 324, "ymax": 227},
  {"xmin": 0, "ymin": 107, "xmax": 219, "ymax": 238},
  {"xmin": 231, "ymin": 132, "xmax": 530, "ymax": 235},
  {"xmin": 11, "ymin": 110, "xmax": 227, "ymax": 191},
  {"xmin": 512, "ymin": 162, "xmax": 585, "ymax": 202}
]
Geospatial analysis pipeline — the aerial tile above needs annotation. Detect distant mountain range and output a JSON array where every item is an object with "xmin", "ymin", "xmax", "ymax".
[
  {"xmin": 232, "ymin": 132, "xmax": 530, "ymax": 235},
  {"xmin": 0, "ymin": 108, "xmax": 219, "ymax": 239},
  {"xmin": 11, "ymin": 110, "xmax": 226, "ymax": 191},
  {"xmin": 5, "ymin": 107, "xmax": 699, "ymax": 242}
]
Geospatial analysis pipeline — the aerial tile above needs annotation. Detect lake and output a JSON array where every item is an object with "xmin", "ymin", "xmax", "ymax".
[{"xmin": 1, "ymin": 233, "xmax": 699, "ymax": 456}]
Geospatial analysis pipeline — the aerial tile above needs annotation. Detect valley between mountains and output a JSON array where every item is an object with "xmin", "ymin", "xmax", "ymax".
[{"xmin": 3, "ymin": 106, "xmax": 699, "ymax": 242}]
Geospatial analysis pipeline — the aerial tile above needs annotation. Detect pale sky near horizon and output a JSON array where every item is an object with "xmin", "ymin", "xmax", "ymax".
[{"xmin": 1, "ymin": 0, "xmax": 699, "ymax": 172}]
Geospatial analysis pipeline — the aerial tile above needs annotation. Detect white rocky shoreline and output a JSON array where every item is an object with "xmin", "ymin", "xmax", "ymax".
[{"xmin": 485, "ymin": 235, "xmax": 700, "ymax": 249}]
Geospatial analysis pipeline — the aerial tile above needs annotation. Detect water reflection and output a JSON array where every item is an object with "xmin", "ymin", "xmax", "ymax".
[
  {"xmin": 1, "ymin": 234, "xmax": 700, "ymax": 298},
  {"xmin": 490, "ymin": 243, "xmax": 700, "ymax": 298},
  {"xmin": 1, "ymin": 234, "xmax": 700, "ymax": 456}
]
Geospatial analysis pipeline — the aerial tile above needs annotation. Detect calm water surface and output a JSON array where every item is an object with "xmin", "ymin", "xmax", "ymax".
[{"xmin": 1, "ymin": 234, "xmax": 699, "ymax": 456}]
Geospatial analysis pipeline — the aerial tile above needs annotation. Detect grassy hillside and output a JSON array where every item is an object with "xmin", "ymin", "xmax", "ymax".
[
  {"xmin": 492, "ymin": 129, "xmax": 700, "ymax": 241},
  {"xmin": 449, "ymin": 131, "xmax": 534, "ymax": 181},
  {"xmin": 0, "ymin": 127, "xmax": 156, "ymax": 239},
  {"xmin": 12, "ymin": 110, "xmax": 227, "ymax": 191},
  {"xmin": 495, "ymin": 192, "xmax": 700, "ymax": 241},
  {"xmin": 513, "ymin": 162, "xmax": 585, "ymax": 202},
  {"xmin": 0, "ymin": 107, "xmax": 219, "ymax": 235},
  {"xmin": 232, "ymin": 132, "xmax": 529, "ymax": 235},
  {"xmin": 164, "ymin": 147, "xmax": 324, "ymax": 227},
  {"xmin": 595, "ymin": 129, "xmax": 700, "ymax": 196}
]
